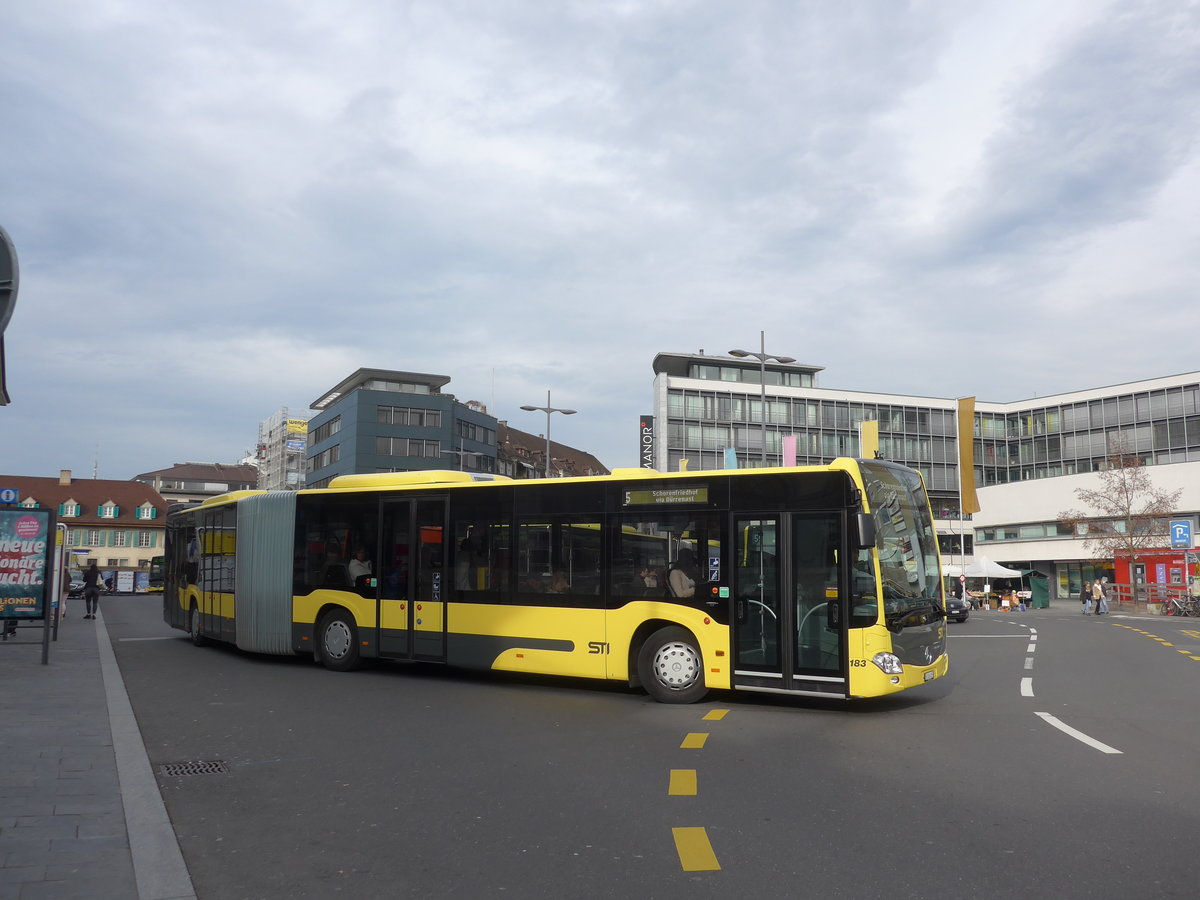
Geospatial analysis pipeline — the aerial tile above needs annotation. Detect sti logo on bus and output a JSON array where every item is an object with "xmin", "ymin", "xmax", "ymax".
[
  {"xmin": 587, "ymin": 641, "xmax": 610, "ymax": 654},
  {"xmin": 639, "ymin": 415, "xmax": 655, "ymax": 469}
]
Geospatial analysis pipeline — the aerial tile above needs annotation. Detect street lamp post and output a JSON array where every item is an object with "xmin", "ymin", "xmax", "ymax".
[
  {"xmin": 520, "ymin": 390, "xmax": 577, "ymax": 478},
  {"xmin": 728, "ymin": 331, "xmax": 796, "ymax": 467}
]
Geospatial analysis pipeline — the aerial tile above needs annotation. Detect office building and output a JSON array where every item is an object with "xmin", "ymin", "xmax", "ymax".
[
  {"xmin": 650, "ymin": 352, "xmax": 1200, "ymax": 600},
  {"xmin": 306, "ymin": 368, "xmax": 499, "ymax": 489}
]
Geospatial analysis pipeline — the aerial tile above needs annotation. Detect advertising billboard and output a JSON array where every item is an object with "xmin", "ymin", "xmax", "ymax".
[
  {"xmin": 0, "ymin": 507, "xmax": 54, "ymax": 620},
  {"xmin": 639, "ymin": 415, "xmax": 654, "ymax": 469}
]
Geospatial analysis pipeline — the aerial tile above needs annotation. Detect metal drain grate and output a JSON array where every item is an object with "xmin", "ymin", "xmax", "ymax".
[{"xmin": 160, "ymin": 760, "xmax": 229, "ymax": 777}]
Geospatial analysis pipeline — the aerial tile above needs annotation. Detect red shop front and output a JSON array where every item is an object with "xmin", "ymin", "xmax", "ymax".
[{"xmin": 1113, "ymin": 548, "xmax": 1197, "ymax": 593}]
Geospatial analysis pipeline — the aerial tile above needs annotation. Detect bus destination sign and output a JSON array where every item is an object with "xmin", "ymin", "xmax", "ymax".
[{"xmin": 623, "ymin": 486, "xmax": 708, "ymax": 506}]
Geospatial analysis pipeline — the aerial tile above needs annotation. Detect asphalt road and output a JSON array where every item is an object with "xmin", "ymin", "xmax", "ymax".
[{"xmin": 102, "ymin": 596, "xmax": 1200, "ymax": 899}]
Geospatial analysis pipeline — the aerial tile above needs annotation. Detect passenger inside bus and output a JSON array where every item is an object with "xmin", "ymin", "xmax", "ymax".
[
  {"xmin": 347, "ymin": 547, "xmax": 373, "ymax": 594},
  {"xmin": 668, "ymin": 549, "xmax": 698, "ymax": 598},
  {"xmin": 348, "ymin": 547, "xmax": 372, "ymax": 582},
  {"xmin": 545, "ymin": 571, "xmax": 570, "ymax": 593}
]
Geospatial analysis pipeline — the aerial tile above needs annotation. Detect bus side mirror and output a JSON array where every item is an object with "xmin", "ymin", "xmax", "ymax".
[{"xmin": 855, "ymin": 513, "xmax": 877, "ymax": 549}]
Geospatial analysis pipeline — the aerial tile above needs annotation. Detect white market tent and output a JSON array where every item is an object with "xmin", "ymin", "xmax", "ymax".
[{"xmin": 941, "ymin": 556, "xmax": 1024, "ymax": 579}]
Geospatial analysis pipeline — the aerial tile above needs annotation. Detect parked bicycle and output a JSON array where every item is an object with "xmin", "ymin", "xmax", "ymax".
[{"xmin": 1161, "ymin": 596, "xmax": 1198, "ymax": 616}]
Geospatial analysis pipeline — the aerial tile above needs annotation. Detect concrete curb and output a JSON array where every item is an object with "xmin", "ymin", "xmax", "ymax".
[{"xmin": 95, "ymin": 610, "xmax": 196, "ymax": 900}]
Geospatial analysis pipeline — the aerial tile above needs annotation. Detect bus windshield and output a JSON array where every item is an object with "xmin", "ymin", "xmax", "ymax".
[{"xmin": 859, "ymin": 461, "xmax": 943, "ymax": 628}]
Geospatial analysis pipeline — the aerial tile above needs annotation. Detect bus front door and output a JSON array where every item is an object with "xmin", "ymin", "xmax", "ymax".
[
  {"xmin": 378, "ymin": 498, "xmax": 448, "ymax": 662},
  {"xmin": 732, "ymin": 513, "xmax": 846, "ymax": 697}
]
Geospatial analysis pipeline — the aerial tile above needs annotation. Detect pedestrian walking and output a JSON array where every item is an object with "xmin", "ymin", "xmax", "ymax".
[
  {"xmin": 1097, "ymin": 578, "xmax": 1110, "ymax": 615},
  {"xmin": 1091, "ymin": 578, "xmax": 1104, "ymax": 615},
  {"xmin": 82, "ymin": 560, "xmax": 102, "ymax": 619},
  {"xmin": 1081, "ymin": 581, "xmax": 1091, "ymax": 615}
]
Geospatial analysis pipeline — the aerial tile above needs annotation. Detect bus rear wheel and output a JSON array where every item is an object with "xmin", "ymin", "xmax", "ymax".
[
  {"xmin": 189, "ymin": 605, "xmax": 209, "ymax": 647},
  {"xmin": 317, "ymin": 610, "xmax": 361, "ymax": 672},
  {"xmin": 638, "ymin": 626, "xmax": 707, "ymax": 704}
]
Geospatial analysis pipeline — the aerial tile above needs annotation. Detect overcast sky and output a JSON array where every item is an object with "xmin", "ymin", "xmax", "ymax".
[{"xmin": 2, "ymin": 0, "xmax": 1198, "ymax": 479}]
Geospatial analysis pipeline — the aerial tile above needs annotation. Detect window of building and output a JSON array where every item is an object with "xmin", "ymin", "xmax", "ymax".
[
  {"xmin": 139, "ymin": 532, "xmax": 153, "ymax": 548},
  {"xmin": 100, "ymin": 503, "xmax": 118, "ymax": 518},
  {"xmin": 18, "ymin": 497, "xmax": 38, "ymax": 508},
  {"xmin": 114, "ymin": 532, "xmax": 127, "ymax": 547},
  {"xmin": 363, "ymin": 379, "xmax": 432, "ymax": 394},
  {"xmin": 376, "ymin": 437, "xmax": 441, "ymax": 458},
  {"xmin": 378, "ymin": 406, "xmax": 443, "ymax": 428},
  {"xmin": 688, "ymin": 363, "xmax": 812, "ymax": 387},
  {"xmin": 938, "ymin": 532, "xmax": 973, "ymax": 555},
  {"xmin": 456, "ymin": 420, "xmax": 495, "ymax": 444},
  {"xmin": 88, "ymin": 530, "xmax": 101, "ymax": 546},
  {"xmin": 308, "ymin": 415, "xmax": 342, "ymax": 446},
  {"xmin": 311, "ymin": 445, "xmax": 341, "ymax": 470},
  {"xmin": 60, "ymin": 501, "xmax": 80, "ymax": 517}
]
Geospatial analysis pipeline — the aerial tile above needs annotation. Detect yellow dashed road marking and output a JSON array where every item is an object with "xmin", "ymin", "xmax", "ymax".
[
  {"xmin": 703, "ymin": 709, "xmax": 729, "ymax": 721},
  {"xmin": 669, "ymin": 769, "xmax": 697, "ymax": 796},
  {"xmin": 672, "ymin": 827, "xmax": 721, "ymax": 871},
  {"xmin": 680, "ymin": 732, "xmax": 709, "ymax": 749}
]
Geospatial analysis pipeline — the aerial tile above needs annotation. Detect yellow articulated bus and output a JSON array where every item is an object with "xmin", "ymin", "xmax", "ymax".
[{"xmin": 163, "ymin": 459, "xmax": 948, "ymax": 703}]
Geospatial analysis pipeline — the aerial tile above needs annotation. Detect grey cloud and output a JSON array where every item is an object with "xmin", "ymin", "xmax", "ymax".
[{"xmin": 934, "ymin": 0, "xmax": 1200, "ymax": 261}]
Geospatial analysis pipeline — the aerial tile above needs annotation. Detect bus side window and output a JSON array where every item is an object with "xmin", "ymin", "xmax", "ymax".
[{"xmin": 450, "ymin": 509, "xmax": 511, "ymax": 602}]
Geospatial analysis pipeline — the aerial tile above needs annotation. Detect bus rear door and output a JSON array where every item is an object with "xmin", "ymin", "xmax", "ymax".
[{"xmin": 378, "ymin": 497, "xmax": 448, "ymax": 662}]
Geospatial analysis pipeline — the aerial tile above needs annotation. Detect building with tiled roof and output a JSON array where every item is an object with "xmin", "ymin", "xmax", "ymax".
[
  {"xmin": 133, "ymin": 462, "xmax": 259, "ymax": 505},
  {"xmin": 0, "ymin": 470, "xmax": 168, "ymax": 574},
  {"xmin": 497, "ymin": 422, "xmax": 609, "ymax": 479}
]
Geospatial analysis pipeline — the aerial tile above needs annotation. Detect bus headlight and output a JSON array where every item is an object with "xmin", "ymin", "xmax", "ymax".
[{"xmin": 871, "ymin": 652, "xmax": 903, "ymax": 675}]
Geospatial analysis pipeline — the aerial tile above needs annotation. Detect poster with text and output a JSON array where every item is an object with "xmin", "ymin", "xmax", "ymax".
[{"xmin": 0, "ymin": 508, "xmax": 53, "ymax": 619}]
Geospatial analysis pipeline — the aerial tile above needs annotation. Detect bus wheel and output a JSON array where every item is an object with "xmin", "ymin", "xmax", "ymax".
[
  {"xmin": 317, "ymin": 610, "xmax": 361, "ymax": 672},
  {"xmin": 189, "ymin": 606, "xmax": 209, "ymax": 647},
  {"xmin": 638, "ymin": 627, "xmax": 707, "ymax": 704}
]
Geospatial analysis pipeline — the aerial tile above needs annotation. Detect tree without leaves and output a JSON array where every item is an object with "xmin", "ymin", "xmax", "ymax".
[{"xmin": 1059, "ymin": 437, "xmax": 1183, "ymax": 566}]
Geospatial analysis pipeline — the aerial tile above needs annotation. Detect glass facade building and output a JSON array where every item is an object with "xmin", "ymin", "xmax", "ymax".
[
  {"xmin": 653, "ymin": 353, "xmax": 1200, "ymax": 503},
  {"xmin": 652, "ymin": 353, "xmax": 1200, "ymax": 598}
]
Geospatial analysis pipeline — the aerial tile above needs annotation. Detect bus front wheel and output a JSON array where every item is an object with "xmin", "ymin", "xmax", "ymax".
[
  {"xmin": 638, "ymin": 626, "xmax": 707, "ymax": 704},
  {"xmin": 317, "ymin": 610, "xmax": 361, "ymax": 672}
]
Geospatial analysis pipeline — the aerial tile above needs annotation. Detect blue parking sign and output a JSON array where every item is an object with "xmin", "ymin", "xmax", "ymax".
[{"xmin": 1169, "ymin": 520, "xmax": 1192, "ymax": 549}]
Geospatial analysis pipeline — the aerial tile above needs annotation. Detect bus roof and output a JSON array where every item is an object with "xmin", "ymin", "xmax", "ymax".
[{"xmin": 185, "ymin": 459, "xmax": 877, "ymax": 508}]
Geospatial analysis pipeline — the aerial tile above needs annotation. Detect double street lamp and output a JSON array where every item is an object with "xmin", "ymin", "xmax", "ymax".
[
  {"xmin": 520, "ymin": 390, "xmax": 576, "ymax": 478},
  {"xmin": 441, "ymin": 448, "xmax": 484, "ymax": 471},
  {"xmin": 729, "ymin": 331, "xmax": 795, "ymax": 466}
]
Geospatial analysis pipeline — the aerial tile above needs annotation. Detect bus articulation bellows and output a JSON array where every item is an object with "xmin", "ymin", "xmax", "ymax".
[{"xmin": 164, "ymin": 459, "xmax": 948, "ymax": 702}]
